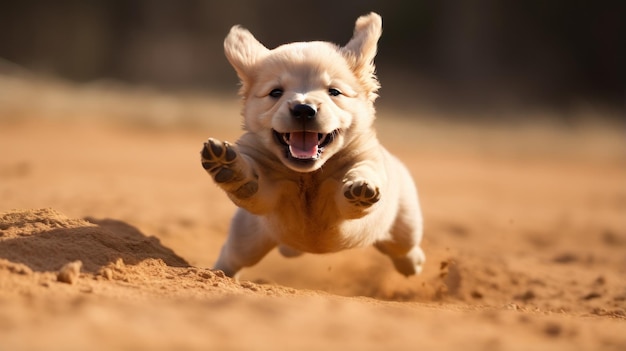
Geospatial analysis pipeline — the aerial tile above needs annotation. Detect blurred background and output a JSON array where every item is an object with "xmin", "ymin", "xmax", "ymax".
[{"xmin": 0, "ymin": 0, "xmax": 623, "ymax": 120}]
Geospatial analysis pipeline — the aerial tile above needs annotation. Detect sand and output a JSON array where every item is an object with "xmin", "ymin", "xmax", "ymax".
[{"xmin": 0, "ymin": 76, "xmax": 625, "ymax": 350}]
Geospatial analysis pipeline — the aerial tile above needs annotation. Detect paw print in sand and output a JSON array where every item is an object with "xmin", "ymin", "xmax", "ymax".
[
  {"xmin": 343, "ymin": 180, "xmax": 381, "ymax": 207},
  {"xmin": 201, "ymin": 138, "xmax": 239, "ymax": 183}
]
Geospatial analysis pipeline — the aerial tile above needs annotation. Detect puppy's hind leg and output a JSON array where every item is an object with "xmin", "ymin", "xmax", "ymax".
[
  {"xmin": 375, "ymin": 240, "xmax": 425, "ymax": 276},
  {"xmin": 213, "ymin": 209, "xmax": 276, "ymax": 278},
  {"xmin": 375, "ymin": 187, "xmax": 425, "ymax": 276}
]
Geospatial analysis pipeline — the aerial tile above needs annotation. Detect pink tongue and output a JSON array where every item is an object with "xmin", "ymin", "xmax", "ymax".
[{"xmin": 289, "ymin": 132, "xmax": 319, "ymax": 159}]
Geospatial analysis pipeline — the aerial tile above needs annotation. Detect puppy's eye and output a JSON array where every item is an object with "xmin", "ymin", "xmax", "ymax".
[
  {"xmin": 269, "ymin": 88, "xmax": 283, "ymax": 98},
  {"xmin": 328, "ymin": 88, "xmax": 342, "ymax": 97}
]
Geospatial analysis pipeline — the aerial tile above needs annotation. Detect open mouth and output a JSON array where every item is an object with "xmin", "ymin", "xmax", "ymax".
[{"xmin": 273, "ymin": 129, "xmax": 336, "ymax": 160}]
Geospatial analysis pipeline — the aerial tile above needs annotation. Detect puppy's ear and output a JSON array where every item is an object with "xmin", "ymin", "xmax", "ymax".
[
  {"xmin": 341, "ymin": 13, "xmax": 382, "ymax": 99},
  {"xmin": 224, "ymin": 26, "xmax": 269, "ymax": 86}
]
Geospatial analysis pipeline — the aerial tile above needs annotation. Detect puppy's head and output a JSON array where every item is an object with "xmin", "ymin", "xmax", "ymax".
[{"xmin": 225, "ymin": 13, "xmax": 382, "ymax": 172}]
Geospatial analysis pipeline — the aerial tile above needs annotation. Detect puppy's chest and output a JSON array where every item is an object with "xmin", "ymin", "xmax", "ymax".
[
  {"xmin": 277, "ymin": 180, "xmax": 338, "ymax": 223},
  {"xmin": 267, "ymin": 176, "xmax": 375, "ymax": 253},
  {"xmin": 272, "ymin": 178, "xmax": 340, "ymax": 230}
]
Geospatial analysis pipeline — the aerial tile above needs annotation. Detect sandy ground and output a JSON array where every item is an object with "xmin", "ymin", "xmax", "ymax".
[{"xmin": 1, "ymin": 76, "xmax": 625, "ymax": 350}]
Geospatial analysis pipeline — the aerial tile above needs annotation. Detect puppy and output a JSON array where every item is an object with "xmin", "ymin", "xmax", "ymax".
[{"xmin": 201, "ymin": 12, "xmax": 424, "ymax": 278}]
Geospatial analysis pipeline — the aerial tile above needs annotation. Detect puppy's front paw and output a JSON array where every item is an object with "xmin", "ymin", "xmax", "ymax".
[
  {"xmin": 201, "ymin": 138, "xmax": 259, "ymax": 200},
  {"xmin": 343, "ymin": 180, "xmax": 381, "ymax": 207},
  {"xmin": 201, "ymin": 138, "xmax": 239, "ymax": 183}
]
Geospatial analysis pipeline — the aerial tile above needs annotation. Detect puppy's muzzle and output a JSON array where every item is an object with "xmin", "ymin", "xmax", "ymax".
[{"xmin": 274, "ymin": 103, "xmax": 337, "ymax": 163}]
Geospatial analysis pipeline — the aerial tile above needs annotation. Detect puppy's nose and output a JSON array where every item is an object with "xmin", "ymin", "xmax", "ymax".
[{"xmin": 291, "ymin": 104, "xmax": 317, "ymax": 120}]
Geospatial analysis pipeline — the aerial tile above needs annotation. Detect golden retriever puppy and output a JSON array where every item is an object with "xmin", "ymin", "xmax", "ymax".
[{"xmin": 201, "ymin": 12, "xmax": 424, "ymax": 278}]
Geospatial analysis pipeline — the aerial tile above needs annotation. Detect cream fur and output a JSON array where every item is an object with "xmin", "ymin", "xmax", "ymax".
[{"xmin": 201, "ymin": 13, "xmax": 424, "ymax": 278}]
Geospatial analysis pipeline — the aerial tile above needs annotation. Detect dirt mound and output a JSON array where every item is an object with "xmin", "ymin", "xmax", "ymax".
[
  {"xmin": 0, "ymin": 208, "xmax": 300, "ymax": 300},
  {"xmin": 0, "ymin": 208, "xmax": 188, "ymax": 272}
]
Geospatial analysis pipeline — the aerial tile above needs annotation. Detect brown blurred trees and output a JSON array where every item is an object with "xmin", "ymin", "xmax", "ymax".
[{"xmin": 0, "ymin": 1, "xmax": 622, "ymax": 111}]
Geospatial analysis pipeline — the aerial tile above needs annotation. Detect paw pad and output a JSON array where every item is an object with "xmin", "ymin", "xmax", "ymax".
[
  {"xmin": 201, "ymin": 138, "xmax": 238, "ymax": 183},
  {"xmin": 343, "ymin": 180, "xmax": 381, "ymax": 207}
]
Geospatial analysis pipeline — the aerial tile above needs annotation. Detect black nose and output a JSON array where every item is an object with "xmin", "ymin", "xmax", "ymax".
[{"xmin": 291, "ymin": 104, "xmax": 317, "ymax": 120}]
